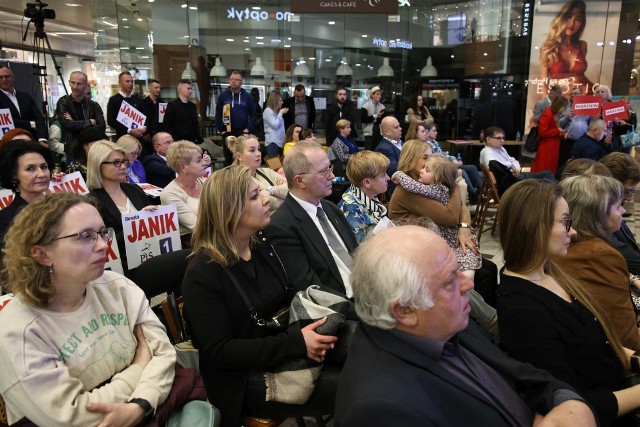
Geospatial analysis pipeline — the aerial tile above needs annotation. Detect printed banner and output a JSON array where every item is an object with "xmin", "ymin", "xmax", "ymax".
[
  {"xmin": 136, "ymin": 182, "xmax": 163, "ymax": 198},
  {"xmin": 602, "ymin": 100, "xmax": 628, "ymax": 122},
  {"xmin": 0, "ymin": 108, "xmax": 15, "ymax": 136},
  {"xmin": 104, "ymin": 237, "xmax": 124, "ymax": 275},
  {"xmin": 572, "ymin": 96, "xmax": 602, "ymax": 117},
  {"xmin": 121, "ymin": 204, "xmax": 181, "ymax": 270},
  {"xmin": 0, "ymin": 188, "xmax": 15, "ymax": 210},
  {"xmin": 116, "ymin": 100, "xmax": 147, "ymax": 130},
  {"xmin": 48, "ymin": 171, "xmax": 89, "ymax": 195},
  {"xmin": 158, "ymin": 102, "xmax": 167, "ymax": 123}
]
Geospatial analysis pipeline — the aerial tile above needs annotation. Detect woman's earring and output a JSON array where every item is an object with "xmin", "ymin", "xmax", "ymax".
[{"xmin": 48, "ymin": 265, "xmax": 54, "ymax": 284}]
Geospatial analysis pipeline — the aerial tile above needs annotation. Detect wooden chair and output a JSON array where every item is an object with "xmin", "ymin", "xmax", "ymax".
[
  {"xmin": 474, "ymin": 164, "xmax": 501, "ymax": 242},
  {"xmin": 264, "ymin": 155, "xmax": 283, "ymax": 171},
  {"xmin": 0, "ymin": 393, "xmax": 7, "ymax": 427}
]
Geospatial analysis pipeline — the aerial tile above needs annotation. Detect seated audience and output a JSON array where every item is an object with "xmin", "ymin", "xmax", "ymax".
[
  {"xmin": 599, "ymin": 152, "xmax": 640, "ymax": 275},
  {"xmin": 87, "ymin": 140, "xmax": 156, "ymax": 272},
  {"xmin": 570, "ymin": 119, "xmax": 611, "ymax": 161},
  {"xmin": 160, "ymin": 140, "xmax": 206, "ymax": 236},
  {"xmin": 335, "ymin": 225, "xmax": 596, "ymax": 426},
  {"xmin": 480, "ymin": 126, "xmax": 555, "ymax": 180},
  {"xmin": 404, "ymin": 121, "xmax": 428, "ymax": 142},
  {"xmin": 299, "ymin": 128, "xmax": 317, "ymax": 143},
  {"xmin": 265, "ymin": 141, "xmax": 358, "ymax": 298},
  {"xmin": 330, "ymin": 119, "xmax": 359, "ymax": 164},
  {"xmin": 282, "ymin": 124, "xmax": 302, "ymax": 156},
  {"xmin": 0, "ymin": 142, "xmax": 55, "ymax": 243},
  {"xmin": 498, "ymin": 179, "xmax": 640, "ymax": 427},
  {"xmin": 143, "ymin": 132, "xmax": 175, "ymax": 188},
  {"xmin": 556, "ymin": 175, "xmax": 640, "ymax": 350},
  {"xmin": 182, "ymin": 166, "xmax": 337, "ymax": 427},
  {"xmin": 232, "ymin": 134, "xmax": 288, "ymax": 212},
  {"xmin": 117, "ymin": 134, "xmax": 146, "ymax": 184},
  {"xmin": 375, "ymin": 116, "xmax": 404, "ymax": 199},
  {"xmin": 338, "ymin": 150, "xmax": 390, "ymax": 242},
  {"xmin": 560, "ymin": 158, "xmax": 612, "ymax": 180},
  {"xmin": 0, "ymin": 192, "xmax": 175, "ymax": 426}
]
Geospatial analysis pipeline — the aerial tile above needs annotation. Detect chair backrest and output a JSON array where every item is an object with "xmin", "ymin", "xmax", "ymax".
[
  {"xmin": 479, "ymin": 163, "xmax": 501, "ymax": 203},
  {"xmin": 264, "ymin": 155, "xmax": 283, "ymax": 171},
  {"xmin": 128, "ymin": 249, "xmax": 191, "ymax": 299},
  {"xmin": 161, "ymin": 293, "xmax": 188, "ymax": 344}
]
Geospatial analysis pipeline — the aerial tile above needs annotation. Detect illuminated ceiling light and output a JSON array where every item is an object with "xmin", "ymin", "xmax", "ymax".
[
  {"xmin": 362, "ymin": 34, "xmax": 368, "ymax": 38},
  {"xmin": 420, "ymin": 57, "xmax": 438, "ymax": 77},
  {"xmin": 256, "ymin": 41, "xmax": 264, "ymax": 45},
  {"xmin": 328, "ymin": 21, "xmax": 335, "ymax": 25},
  {"xmin": 189, "ymin": 6, "xmax": 197, "ymax": 10},
  {"xmin": 250, "ymin": 57, "xmax": 267, "ymax": 77},
  {"xmin": 181, "ymin": 62, "xmax": 196, "ymax": 80},
  {"xmin": 226, "ymin": 38, "xmax": 234, "ymax": 42},
  {"xmin": 181, "ymin": 4, "xmax": 187, "ymax": 8},
  {"xmin": 210, "ymin": 57, "xmax": 227, "ymax": 77},
  {"xmin": 377, "ymin": 58, "xmax": 394, "ymax": 77}
]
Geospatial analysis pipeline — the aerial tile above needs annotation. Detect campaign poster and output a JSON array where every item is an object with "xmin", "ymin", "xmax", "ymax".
[
  {"xmin": 136, "ymin": 182, "xmax": 163, "ymax": 199},
  {"xmin": 0, "ymin": 108, "xmax": 15, "ymax": 136},
  {"xmin": 525, "ymin": 0, "xmax": 622, "ymax": 133},
  {"xmin": 0, "ymin": 189, "xmax": 15, "ymax": 210},
  {"xmin": 602, "ymin": 100, "xmax": 628, "ymax": 121},
  {"xmin": 572, "ymin": 95, "xmax": 601, "ymax": 116},
  {"xmin": 116, "ymin": 100, "xmax": 147, "ymax": 130},
  {"xmin": 48, "ymin": 171, "xmax": 89, "ymax": 195},
  {"xmin": 104, "ymin": 238, "xmax": 124, "ymax": 275},
  {"xmin": 158, "ymin": 103, "xmax": 167, "ymax": 123},
  {"xmin": 121, "ymin": 204, "xmax": 181, "ymax": 270}
]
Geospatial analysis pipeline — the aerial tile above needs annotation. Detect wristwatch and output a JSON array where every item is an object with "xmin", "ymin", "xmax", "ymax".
[
  {"xmin": 128, "ymin": 398, "xmax": 154, "ymax": 425},
  {"xmin": 459, "ymin": 222, "xmax": 471, "ymax": 229},
  {"xmin": 266, "ymin": 185, "xmax": 274, "ymax": 196}
]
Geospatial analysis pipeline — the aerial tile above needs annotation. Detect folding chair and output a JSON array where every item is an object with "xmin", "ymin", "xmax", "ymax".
[{"xmin": 474, "ymin": 164, "xmax": 501, "ymax": 242}]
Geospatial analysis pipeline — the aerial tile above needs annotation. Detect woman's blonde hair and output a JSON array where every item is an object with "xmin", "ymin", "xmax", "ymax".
[
  {"xmin": 86, "ymin": 140, "xmax": 126, "ymax": 189},
  {"xmin": 265, "ymin": 91, "xmax": 282, "ymax": 111},
  {"xmin": 346, "ymin": 151, "xmax": 390, "ymax": 187},
  {"xmin": 116, "ymin": 134, "xmax": 142, "ymax": 155},
  {"xmin": 425, "ymin": 155, "xmax": 457, "ymax": 191},
  {"xmin": 540, "ymin": 0, "xmax": 587, "ymax": 70},
  {"xmin": 191, "ymin": 165, "xmax": 253, "ymax": 266},
  {"xmin": 498, "ymin": 179, "xmax": 628, "ymax": 368},
  {"xmin": 2, "ymin": 192, "xmax": 97, "ymax": 307},
  {"xmin": 232, "ymin": 134, "xmax": 260, "ymax": 165},
  {"xmin": 166, "ymin": 140, "xmax": 202, "ymax": 172},
  {"xmin": 397, "ymin": 139, "xmax": 432, "ymax": 178},
  {"xmin": 561, "ymin": 175, "xmax": 623, "ymax": 241},
  {"xmin": 335, "ymin": 119, "xmax": 351, "ymax": 131},
  {"xmin": 405, "ymin": 121, "xmax": 427, "ymax": 141}
]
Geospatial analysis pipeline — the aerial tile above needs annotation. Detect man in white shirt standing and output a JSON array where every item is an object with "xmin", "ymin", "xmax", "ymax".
[{"xmin": 480, "ymin": 126, "xmax": 554, "ymax": 181}]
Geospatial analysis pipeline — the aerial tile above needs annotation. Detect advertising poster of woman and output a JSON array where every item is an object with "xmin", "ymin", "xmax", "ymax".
[{"xmin": 524, "ymin": 0, "xmax": 621, "ymax": 134}]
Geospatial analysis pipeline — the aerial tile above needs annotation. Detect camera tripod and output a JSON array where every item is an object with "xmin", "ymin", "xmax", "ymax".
[{"xmin": 22, "ymin": 12, "xmax": 68, "ymax": 117}]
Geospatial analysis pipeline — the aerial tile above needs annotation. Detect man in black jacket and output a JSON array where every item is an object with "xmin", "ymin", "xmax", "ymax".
[
  {"xmin": 142, "ymin": 132, "xmax": 174, "ymax": 188},
  {"xmin": 55, "ymin": 71, "xmax": 106, "ymax": 160},
  {"xmin": 163, "ymin": 79, "xmax": 202, "ymax": 144},
  {"xmin": 325, "ymin": 87, "xmax": 357, "ymax": 145},
  {"xmin": 283, "ymin": 84, "xmax": 316, "ymax": 131},
  {"xmin": 106, "ymin": 71, "xmax": 147, "ymax": 140}
]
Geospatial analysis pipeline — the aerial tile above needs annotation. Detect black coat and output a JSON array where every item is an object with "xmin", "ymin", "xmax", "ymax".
[
  {"xmin": 142, "ymin": 154, "xmax": 175, "ymax": 188},
  {"xmin": 162, "ymin": 98, "xmax": 202, "ymax": 144},
  {"xmin": 325, "ymin": 100, "xmax": 357, "ymax": 144},
  {"xmin": 608, "ymin": 221, "xmax": 640, "ymax": 275},
  {"xmin": 0, "ymin": 90, "xmax": 48, "ymax": 140},
  {"xmin": 106, "ymin": 93, "xmax": 147, "ymax": 139},
  {"xmin": 283, "ymin": 95, "xmax": 316, "ymax": 130}
]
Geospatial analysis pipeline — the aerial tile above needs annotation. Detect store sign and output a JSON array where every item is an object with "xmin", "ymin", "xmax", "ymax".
[
  {"xmin": 372, "ymin": 37, "xmax": 412, "ymax": 49},
  {"xmin": 521, "ymin": 2, "xmax": 532, "ymax": 37},
  {"xmin": 226, "ymin": 7, "xmax": 291, "ymax": 22},
  {"xmin": 291, "ymin": 0, "xmax": 398, "ymax": 14}
]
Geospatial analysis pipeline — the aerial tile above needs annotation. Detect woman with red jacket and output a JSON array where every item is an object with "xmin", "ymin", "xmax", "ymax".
[{"xmin": 532, "ymin": 96, "xmax": 569, "ymax": 175}]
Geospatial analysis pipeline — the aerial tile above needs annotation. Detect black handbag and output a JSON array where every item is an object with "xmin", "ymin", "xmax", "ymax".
[{"xmin": 525, "ymin": 127, "xmax": 539, "ymax": 152}]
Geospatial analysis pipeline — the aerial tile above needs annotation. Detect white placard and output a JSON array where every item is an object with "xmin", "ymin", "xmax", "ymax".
[
  {"xmin": 313, "ymin": 97, "xmax": 326, "ymax": 110},
  {"xmin": 203, "ymin": 166, "xmax": 212, "ymax": 178},
  {"xmin": 0, "ymin": 108, "xmax": 15, "ymax": 136},
  {"xmin": 48, "ymin": 171, "xmax": 89, "ymax": 195},
  {"xmin": 158, "ymin": 102, "xmax": 167, "ymax": 123},
  {"xmin": 116, "ymin": 100, "xmax": 147, "ymax": 130},
  {"xmin": 136, "ymin": 182, "xmax": 163, "ymax": 198},
  {"xmin": 121, "ymin": 204, "xmax": 182, "ymax": 270},
  {"xmin": 0, "ymin": 189, "xmax": 15, "ymax": 210},
  {"xmin": 104, "ymin": 237, "xmax": 124, "ymax": 275}
]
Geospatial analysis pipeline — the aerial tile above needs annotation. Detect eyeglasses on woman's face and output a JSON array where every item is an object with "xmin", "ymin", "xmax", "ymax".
[
  {"xmin": 52, "ymin": 227, "xmax": 114, "ymax": 244},
  {"xmin": 101, "ymin": 159, "xmax": 130, "ymax": 168}
]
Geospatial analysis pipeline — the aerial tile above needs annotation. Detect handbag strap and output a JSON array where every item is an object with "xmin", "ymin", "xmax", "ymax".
[
  {"xmin": 256, "ymin": 169, "xmax": 275, "ymax": 186},
  {"xmin": 222, "ymin": 268, "xmax": 264, "ymax": 325}
]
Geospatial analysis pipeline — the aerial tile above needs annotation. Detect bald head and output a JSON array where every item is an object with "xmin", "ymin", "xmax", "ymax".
[{"xmin": 381, "ymin": 116, "xmax": 402, "ymax": 140}]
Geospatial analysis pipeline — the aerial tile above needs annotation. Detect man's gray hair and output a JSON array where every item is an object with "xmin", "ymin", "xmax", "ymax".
[
  {"xmin": 351, "ymin": 227, "xmax": 435, "ymax": 329},
  {"xmin": 283, "ymin": 141, "xmax": 324, "ymax": 189}
]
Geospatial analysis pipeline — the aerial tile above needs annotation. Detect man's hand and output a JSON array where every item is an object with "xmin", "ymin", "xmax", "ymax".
[
  {"xmin": 85, "ymin": 402, "xmax": 144, "ymax": 427},
  {"xmin": 129, "ymin": 127, "xmax": 146, "ymax": 138},
  {"xmin": 533, "ymin": 400, "xmax": 596, "ymax": 427}
]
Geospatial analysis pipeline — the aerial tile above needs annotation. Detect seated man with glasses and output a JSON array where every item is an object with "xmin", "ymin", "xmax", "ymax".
[
  {"xmin": 0, "ymin": 192, "xmax": 176, "ymax": 426},
  {"xmin": 265, "ymin": 141, "xmax": 358, "ymax": 305},
  {"xmin": 480, "ymin": 126, "xmax": 555, "ymax": 181}
]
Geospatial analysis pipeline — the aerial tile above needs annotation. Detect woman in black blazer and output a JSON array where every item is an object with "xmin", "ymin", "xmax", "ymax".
[
  {"xmin": 182, "ymin": 165, "xmax": 337, "ymax": 427},
  {"xmin": 87, "ymin": 140, "xmax": 155, "ymax": 272}
]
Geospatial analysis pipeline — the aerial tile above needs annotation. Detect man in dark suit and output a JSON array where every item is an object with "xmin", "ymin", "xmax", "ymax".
[
  {"xmin": 265, "ymin": 141, "xmax": 358, "ymax": 298},
  {"xmin": 106, "ymin": 71, "xmax": 147, "ymax": 140},
  {"xmin": 325, "ymin": 87, "xmax": 357, "ymax": 145},
  {"xmin": 142, "ymin": 132, "xmax": 174, "ymax": 188},
  {"xmin": 375, "ymin": 116, "xmax": 403, "ymax": 199},
  {"xmin": 283, "ymin": 84, "xmax": 316, "ymax": 131},
  {"xmin": 0, "ymin": 65, "xmax": 48, "ymax": 144},
  {"xmin": 335, "ymin": 226, "xmax": 596, "ymax": 427},
  {"xmin": 163, "ymin": 79, "xmax": 203, "ymax": 144}
]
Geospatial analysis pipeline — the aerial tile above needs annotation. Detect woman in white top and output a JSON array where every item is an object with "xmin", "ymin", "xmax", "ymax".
[
  {"xmin": 87, "ymin": 140, "xmax": 156, "ymax": 272},
  {"xmin": 263, "ymin": 91, "xmax": 288, "ymax": 157},
  {"xmin": 233, "ymin": 134, "xmax": 288, "ymax": 212},
  {"xmin": 160, "ymin": 140, "xmax": 207, "ymax": 236}
]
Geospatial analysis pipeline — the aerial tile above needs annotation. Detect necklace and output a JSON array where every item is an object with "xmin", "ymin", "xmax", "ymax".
[{"xmin": 176, "ymin": 179, "xmax": 200, "ymax": 198}]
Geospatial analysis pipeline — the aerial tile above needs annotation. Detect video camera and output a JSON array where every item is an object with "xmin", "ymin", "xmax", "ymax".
[{"xmin": 24, "ymin": 0, "xmax": 56, "ymax": 23}]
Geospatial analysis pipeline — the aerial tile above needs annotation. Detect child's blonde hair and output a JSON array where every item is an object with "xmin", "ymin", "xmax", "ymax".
[{"xmin": 424, "ymin": 155, "xmax": 458, "ymax": 191}]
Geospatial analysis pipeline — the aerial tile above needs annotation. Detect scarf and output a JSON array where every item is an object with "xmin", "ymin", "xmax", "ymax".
[
  {"xmin": 350, "ymin": 185, "xmax": 387, "ymax": 223},
  {"xmin": 335, "ymin": 134, "xmax": 359, "ymax": 154}
]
